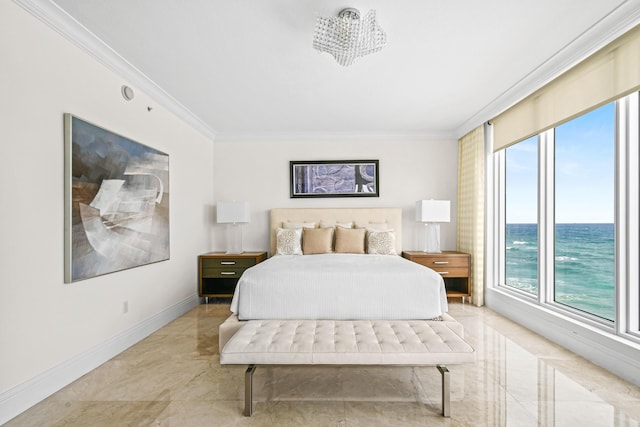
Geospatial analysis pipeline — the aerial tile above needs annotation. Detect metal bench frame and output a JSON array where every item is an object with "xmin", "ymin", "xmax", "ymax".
[{"xmin": 242, "ymin": 363, "xmax": 452, "ymax": 417}]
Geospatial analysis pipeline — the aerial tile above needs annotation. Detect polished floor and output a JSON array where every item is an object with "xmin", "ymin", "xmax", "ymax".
[{"xmin": 7, "ymin": 302, "xmax": 640, "ymax": 426}]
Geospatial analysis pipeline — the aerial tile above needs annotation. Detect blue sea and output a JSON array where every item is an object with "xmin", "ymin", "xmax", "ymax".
[{"xmin": 505, "ymin": 223, "xmax": 615, "ymax": 321}]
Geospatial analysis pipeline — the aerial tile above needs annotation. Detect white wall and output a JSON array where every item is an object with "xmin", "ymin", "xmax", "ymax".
[
  {"xmin": 213, "ymin": 139, "xmax": 458, "ymax": 253},
  {"xmin": 0, "ymin": 2, "xmax": 214, "ymax": 421}
]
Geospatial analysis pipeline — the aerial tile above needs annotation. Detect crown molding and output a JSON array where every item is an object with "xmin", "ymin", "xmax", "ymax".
[
  {"xmin": 15, "ymin": 0, "xmax": 639, "ymax": 143},
  {"xmin": 455, "ymin": 0, "xmax": 640, "ymax": 139},
  {"xmin": 213, "ymin": 130, "xmax": 457, "ymax": 143},
  {"xmin": 13, "ymin": 0, "xmax": 216, "ymax": 141}
]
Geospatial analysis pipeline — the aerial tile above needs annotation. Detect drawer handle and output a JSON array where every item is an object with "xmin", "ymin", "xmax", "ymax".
[
  {"xmin": 220, "ymin": 261, "xmax": 236, "ymax": 265},
  {"xmin": 437, "ymin": 271, "xmax": 449, "ymax": 275},
  {"xmin": 433, "ymin": 261, "xmax": 449, "ymax": 265},
  {"xmin": 221, "ymin": 271, "xmax": 236, "ymax": 275}
]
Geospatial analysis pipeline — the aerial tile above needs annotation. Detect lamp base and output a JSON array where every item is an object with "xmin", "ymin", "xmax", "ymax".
[
  {"xmin": 225, "ymin": 223, "xmax": 244, "ymax": 254},
  {"xmin": 423, "ymin": 223, "xmax": 442, "ymax": 253}
]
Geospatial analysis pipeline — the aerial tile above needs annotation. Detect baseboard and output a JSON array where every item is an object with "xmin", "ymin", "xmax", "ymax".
[
  {"xmin": 485, "ymin": 288, "xmax": 640, "ymax": 387},
  {"xmin": 0, "ymin": 294, "xmax": 199, "ymax": 425}
]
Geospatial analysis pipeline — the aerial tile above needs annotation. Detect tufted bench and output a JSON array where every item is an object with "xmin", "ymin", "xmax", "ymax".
[{"xmin": 220, "ymin": 318, "xmax": 475, "ymax": 417}]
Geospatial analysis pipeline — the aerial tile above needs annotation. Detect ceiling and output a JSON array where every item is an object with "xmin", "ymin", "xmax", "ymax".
[{"xmin": 32, "ymin": 1, "xmax": 640, "ymax": 141}]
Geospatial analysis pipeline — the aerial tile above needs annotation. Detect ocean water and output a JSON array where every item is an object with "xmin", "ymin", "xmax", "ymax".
[{"xmin": 505, "ymin": 223, "xmax": 615, "ymax": 321}]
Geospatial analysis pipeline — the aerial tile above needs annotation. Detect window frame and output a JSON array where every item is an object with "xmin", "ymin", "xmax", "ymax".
[{"xmin": 619, "ymin": 92, "xmax": 640, "ymax": 339}]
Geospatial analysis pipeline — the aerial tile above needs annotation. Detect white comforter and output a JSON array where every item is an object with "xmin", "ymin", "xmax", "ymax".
[{"xmin": 230, "ymin": 254, "xmax": 448, "ymax": 320}]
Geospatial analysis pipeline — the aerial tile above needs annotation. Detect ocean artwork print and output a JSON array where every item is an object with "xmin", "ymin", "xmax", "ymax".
[
  {"xmin": 505, "ymin": 223, "xmax": 614, "ymax": 321},
  {"xmin": 64, "ymin": 114, "xmax": 170, "ymax": 283}
]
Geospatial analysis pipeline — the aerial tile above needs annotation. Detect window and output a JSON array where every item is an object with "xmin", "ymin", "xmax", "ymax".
[
  {"xmin": 554, "ymin": 104, "xmax": 615, "ymax": 321},
  {"xmin": 496, "ymin": 93, "xmax": 640, "ymax": 338},
  {"xmin": 505, "ymin": 136, "xmax": 538, "ymax": 295}
]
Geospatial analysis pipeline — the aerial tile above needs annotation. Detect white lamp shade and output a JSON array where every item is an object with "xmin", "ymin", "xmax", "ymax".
[
  {"xmin": 416, "ymin": 200, "xmax": 450, "ymax": 223},
  {"xmin": 217, "ymin": 201, "xmax": 250, "ymax": 223}
]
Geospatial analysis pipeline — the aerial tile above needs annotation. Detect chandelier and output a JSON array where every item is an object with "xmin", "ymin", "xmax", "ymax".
[{"xmin": 313, "ymin": 8, "xmax": 387, "ymax": 66}]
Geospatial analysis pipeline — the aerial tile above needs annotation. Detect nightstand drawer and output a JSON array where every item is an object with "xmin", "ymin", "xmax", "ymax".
[
  {"xmin": 202, "ymin": 267, "xmax": 248, "ymax": 278},
  {"xmin": 413, "ymin": 257, "xmax": 469, "ymax": 269},
  {"xmin": 430, "ymin": 267, "xmax": 469, "ymax": 278},
  {"xmin": 201, "ymin": 258, "xmax": 256, "ymax": 269}
]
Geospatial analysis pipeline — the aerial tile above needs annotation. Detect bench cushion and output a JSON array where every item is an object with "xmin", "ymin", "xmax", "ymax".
[
  {"xmin": 220, "ymin": 319, "xmax": 475, "ymax": 366},
  {"xmin": 218, "ymin": 313, "xmax": 465, "ymax": 351}
]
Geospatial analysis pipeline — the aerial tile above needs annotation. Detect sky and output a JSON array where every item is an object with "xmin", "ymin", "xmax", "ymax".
[{"xmin": 505, "ymin": 102, "xmax": 615, "ymax": 224}]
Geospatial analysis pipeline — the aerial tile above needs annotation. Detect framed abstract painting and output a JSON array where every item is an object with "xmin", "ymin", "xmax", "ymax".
[
  {"xmin": 64, "ymin": 114, "xmax": 170, "ymax": 282},
  {"xmin": 290, "ymin": 160, "xmax": 379, "ymax": 198}
]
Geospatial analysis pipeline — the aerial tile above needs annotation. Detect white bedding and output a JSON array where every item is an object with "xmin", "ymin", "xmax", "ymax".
[{"xmin": 230, "ymin": 254, "xmax": 448, "ymax": 320}]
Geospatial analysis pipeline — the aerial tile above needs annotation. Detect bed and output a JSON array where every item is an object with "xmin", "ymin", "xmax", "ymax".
[
  {"xmin": 229, "ymin": 207, "xmax": 448, "ymax": 321},
  {"xmin": 220, "ymin": 208, "xmax": 474, "ymax": 417}
]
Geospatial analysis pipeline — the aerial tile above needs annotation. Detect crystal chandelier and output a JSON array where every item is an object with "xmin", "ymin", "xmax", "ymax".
[{"xmin": 313, "ymin": 8, "xmax": 387, "ymax": 66}]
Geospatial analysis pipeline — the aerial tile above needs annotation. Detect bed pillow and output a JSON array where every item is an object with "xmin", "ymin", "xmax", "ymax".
[
  {"xmin": 334, "ymin": 227, "xmax": 366, "ymax": 254},
  {"xmin": 319, "ymin": 221, "xmax": 353, "ymax": 229},
  {"xmin": 367, "ymin": 230, "xmax": 397, "ymax": 255},
  {"xmin": 282, "ymin": 221, "xmax": 316, "ymax": 229},
  {"xmin": 355, "ymin": 221, "xmax": 388, "ymax": 231},
  {"xmin": 302, "ymin": 227, "xmax": 334, "ymax": 254},
  {"xmin": 275, "ymin": 227, "xmax": 303, "ymax": 255}
]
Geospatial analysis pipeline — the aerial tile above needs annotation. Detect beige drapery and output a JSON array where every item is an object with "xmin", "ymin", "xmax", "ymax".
[
  {"xmin": 493, "ymin": 23, "xmax": 640, "ymax": 151},
  {"xmin": 457, "ymin": 125, "xmax": 485, "ymax": 306}
]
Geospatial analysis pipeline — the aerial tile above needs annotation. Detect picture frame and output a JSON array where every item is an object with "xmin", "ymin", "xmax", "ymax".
[
  {"xmin": 290, "ymin": 160, "xmax": 379, "ymax": 198},
  {"xmin": 64, "ymin": 114, "xmax": 170, "ymax": 283}
]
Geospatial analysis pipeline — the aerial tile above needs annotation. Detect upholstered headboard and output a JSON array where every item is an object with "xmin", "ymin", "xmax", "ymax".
[{"xmin": 269, "ymin": 207, "xmax": 402, "ymax": 255}]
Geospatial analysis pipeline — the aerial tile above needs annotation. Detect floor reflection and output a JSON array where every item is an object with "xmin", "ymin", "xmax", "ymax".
[
  {"xmin": 458, "ymin": 304, "xmax": 640, "ymax": 427},
  {"xmin": 6, "ymin": 302, "xmax": 640, "ymax": 426}
]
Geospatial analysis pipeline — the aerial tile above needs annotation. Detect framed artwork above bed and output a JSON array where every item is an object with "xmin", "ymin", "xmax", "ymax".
[{"xmin": 290, "ymin": 160, "xmax": 379, "ymax": 198}]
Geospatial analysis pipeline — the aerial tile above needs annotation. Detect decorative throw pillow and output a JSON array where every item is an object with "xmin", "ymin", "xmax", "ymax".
[
  {"xmin": 334, "ymin": 227, "xmax": 366, "ymax": 254},
  {"xmin": 367, "ymin": 230, "xmax": 397, "ymax": 255},
  {"xmin": 282, "ymin": 221, "xmax": 316, "ymax": 229},
  {"xmin": 302, "ymin": 227, "xmax": 333, "ymax": 254},
  {"xmin": 275, "ymin": 228, "xmax": 303, "ymax": 255}
]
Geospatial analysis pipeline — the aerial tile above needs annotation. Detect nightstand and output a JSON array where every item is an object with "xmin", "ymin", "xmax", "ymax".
[
  {"xmin": 402, "ymin": 251, "xmax": 471, "ymax": 302},
  {"xmin": 198, "ymin": 252, "xmax": 267, "ymax": 302}
]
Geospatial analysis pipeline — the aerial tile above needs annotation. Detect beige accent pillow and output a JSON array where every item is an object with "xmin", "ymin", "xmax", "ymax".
[
  {"xmin": 302, "ymin": 227, "xmax": 334, "ymax": 254},
  {"xmin": 275, "ymin": 228, "xmax": 303, "ymax": 255},
  {"xmin": 367, "ymin": 230, "xmax": 397, "ymax": 255},
  {"xmin": 282, "ymin": 221, "xmax": 316, "ymax": 229},
  {"xmin": 334, "ymin": 227, "xmax": 366, "ymax": 254},
  {"xmin": 355, "ymin": 222, "xmax": 388, "ymax": 231},
  {"xmin": 319, "ymin": 221, "xmax": 353, "ymax": 229}
]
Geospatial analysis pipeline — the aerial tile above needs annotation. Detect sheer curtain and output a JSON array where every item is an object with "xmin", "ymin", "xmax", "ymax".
[{"xmin": 457, "ymin": 125, "xmax": 485, "ymax": 306}]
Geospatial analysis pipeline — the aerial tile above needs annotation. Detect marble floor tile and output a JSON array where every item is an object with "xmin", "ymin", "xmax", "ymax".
[{"xmin": 6, "ymin": 301, "xmax": 640, "ymax": 426}]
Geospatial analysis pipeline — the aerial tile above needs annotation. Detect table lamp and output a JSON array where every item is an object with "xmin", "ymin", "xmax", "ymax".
[
  {"xmin": 216, "ymin": 201, "xmax": 250, "ymax": 254},
  {"xmin": 416, "ymin": 200, "xmax": 450, "ymax": 253}
]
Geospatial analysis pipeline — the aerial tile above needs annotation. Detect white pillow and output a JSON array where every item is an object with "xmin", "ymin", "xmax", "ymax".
[
  {"xmin": 275, "ymin": 228, "xmax": 303, "ymax": 255},
  {"xmin": 366, "ymin": 230, "xmax": 397, "ymax": 255},
  {"xmin": 319, "ymin": 221, "xmax": 353, "ymax": 229},
  {"xmin": 282, "ymin": 221, "xmax": 316, "ymax": 229},
  {"xmin": 356, "ymin": 222, "xmax": 388, "ymax": 231}
]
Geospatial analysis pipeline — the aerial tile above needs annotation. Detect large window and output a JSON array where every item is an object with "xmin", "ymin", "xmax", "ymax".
[
  {"xmin": 496, "ymin": 93, "xmax": 639, "ymax": 336},
  {"xmin": 505, "ymin": 136, "xmax": 538, "ymax": 295}
]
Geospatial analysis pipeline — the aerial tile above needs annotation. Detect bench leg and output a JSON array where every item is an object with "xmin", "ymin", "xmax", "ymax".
[
  {"xmin": 437, "ymin": 365, "xmax": 450, "ymax": 417},
  {"xmin": 244, "ymin": 365, "xmax": 256, "ymax": 416}
]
